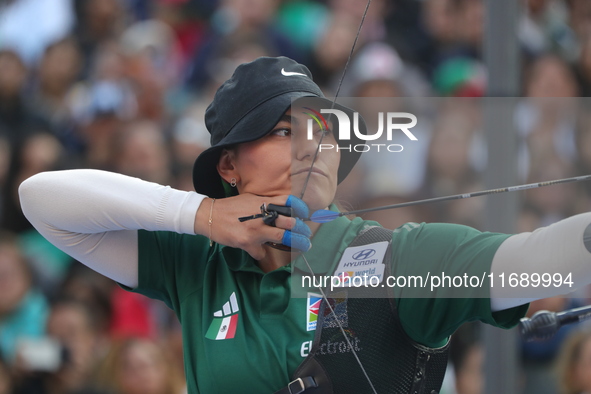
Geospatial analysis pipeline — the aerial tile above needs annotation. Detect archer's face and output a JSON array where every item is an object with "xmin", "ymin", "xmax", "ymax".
[{"xmin": 226, "ymin": 107, "xmax": 340, "ymax": 211}]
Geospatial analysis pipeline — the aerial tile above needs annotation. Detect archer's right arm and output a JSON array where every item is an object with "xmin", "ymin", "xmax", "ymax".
[
  {"xmin": 19, "ymin": 170, "xmax": 307, "ymax": 288},
  {"xmin": 19, "ymin": 170, "xmax": 204, "ymax": 288}
]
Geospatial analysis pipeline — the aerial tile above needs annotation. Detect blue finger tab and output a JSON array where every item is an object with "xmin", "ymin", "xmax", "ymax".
[
  {"xmin": 293, "ymin": 218, "xmax": 312, "ymax": 237},
  {"xmin": 282, "ymin": 230, "xmax": 311, "ymax": 252},
  {"xmin": 286, "ymin": 195, "xmax": 309, "ymax": 219}
]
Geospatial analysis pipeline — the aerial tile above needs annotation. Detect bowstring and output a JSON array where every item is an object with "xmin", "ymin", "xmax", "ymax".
[
  {"xmin": 299, "ymin": 0, "xmax": 372, "ymax": 200},
  {"xmin": 296, "ymin": 2, "xmax": 375, "ymax": 390}
]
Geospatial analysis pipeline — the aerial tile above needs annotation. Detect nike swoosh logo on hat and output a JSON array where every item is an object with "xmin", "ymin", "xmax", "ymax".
[{"xmin": 281, "ymin": 68, "xmax": 307, "ymax": 77}]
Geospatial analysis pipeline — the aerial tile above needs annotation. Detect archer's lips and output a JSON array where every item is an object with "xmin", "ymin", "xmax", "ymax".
[{"xmin": 292, "ymin": 168, "xmax": 327, "ymax": 177}]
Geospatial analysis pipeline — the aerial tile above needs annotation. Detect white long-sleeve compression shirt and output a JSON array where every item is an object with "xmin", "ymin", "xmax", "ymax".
[{"xmin": 19, "ymin": 169, "xmax": 205, "ymax": 288}]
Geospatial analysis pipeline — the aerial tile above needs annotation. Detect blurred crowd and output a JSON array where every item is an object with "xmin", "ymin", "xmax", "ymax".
[{"xmin": 1, "ymin": 0, "xmax": 591, "ymax": 393}]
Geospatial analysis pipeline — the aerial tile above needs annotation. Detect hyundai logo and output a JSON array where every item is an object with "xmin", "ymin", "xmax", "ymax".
[{"xmin": 352, "ymin": 249, "xmax": 376, "ymax": 260}]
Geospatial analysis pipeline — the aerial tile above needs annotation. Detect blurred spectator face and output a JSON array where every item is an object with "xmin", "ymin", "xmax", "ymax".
[
  {"xmin": 0, "ymin": 51, "xmax": 26, "ymax": 100},
  {"xmin": 92, "ymin": 42, "xmax": 126, "ymax": 81},
  {"xmin": 222, "ymin": 0, "xmax": 279, "ymax": 29},
  {"xmin": 526, "ymin": 156, "xmax": 575, "ymax": 216},
  {"xmin": 47, "ymin": 303, "xmax": 96, "ymax": 360},
  {"xmin": 125, "ymin": 68, "xmax": 164, "ymax": 121},
  {"xmin": 428, "ymin": 109, "xmax": 475, "ymax": 180},
  {"xmin": 60, "ymin": 267, "xmax": 113, "ymax": 336},
  {"xmin": 121, "ymin": 48, "xmax": 165, "ymax": 121},
  {"xmin": 455, "ymin": 344, "xmax": 484, "ymax": 394},
  {"xmin": 558, "ymin": 331, "xmax": 591, "ymax": 394},
  {"xmin": 424, "ymin": 0, "xmax": 483, "ymax": 46},
  {"xmin": 423, "ymin": 0, "xmax": 456, "ymax": 43},
  {"xmin": 329, "ymin": 0, "xmax": 368, "ymax": 17},
  {"xmin": 114, "ymin": 121, "xmax": 170, "ymax": 184},
  {"xmin": 573, "ymin": 336, "xmax": 591, "ymax": 392},
  {"xmin": 39, "ymin": 39, "xmax": 81, "ymax": 96},
  {"xmin": 120, "ymin": 20, "xmax": 180, "ymax": 87},
  {"xmin": 578, "ymin": 34, "xmax": 591, "ymax": 78},
  {"xmin": 46, "ymin": 301, "xmax": 101, "ymax": 390},
  {"xmin": 118, "ymin": 340, "xmax": 171, "ymax": 394},
  {"xmin": 568, "ymin": 0, "xmax": 591, "ymax": 38},
  {"xmin": 526, "ymin": 55, "xmax": 578, "ymax": 97},
  {"xmin": 527, "ymin": 0, "xmax": 548, "ymax": 17},
  {"xmin": 12, "ymin": 133, "xmax": 63, "ymax": 211},
  {"xmin": 314, "ymin": 14, "xmax": 360, "ymax": 73},
  {"xmin": 0, "ymin": 238, "xmax": 30, "ymax": 318},
  {"xmin": 578, "ymin": 122, "xmax": 591, "ymax": 169},
  {"xmin": 207, "ymin": 33, "xmax": 273, "ymax": 88},
  {"xmin": 0, "ymin": 137, "xmax": 10, "ymax": 187},
  {"xmin": 82, "ymin": 114, "xmax": 124, "ymax": 168},
  {"xmin": 328, "ymin": 0, "xmax": 386, "ymax": 22},
  {"xmin": 78, "ymin": 79, "xmax": 134, "ymax": 169},
  {"xmin": 0, "ymin": 357, "xmax": 11, "ymax": 394},
  {"xmin": 19, "ymin": 133, "xmax": 63, "ymax": 176},
  {"xmin": 355, "ymin": 80, "xmax": 401, "ymax": 98},
  {"xmin": 454, "ymin": 0, "xmax": 484, "ymax": 45},
  {"xmin": 154, "ymin": 2, "xmax": 185, "ymax": 28},
  {"xmin": 84, "ymin": 0, "xmax": 123, "ymax": 39}
]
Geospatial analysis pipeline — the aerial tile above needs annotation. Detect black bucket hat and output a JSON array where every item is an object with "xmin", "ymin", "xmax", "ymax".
[{"xmin": 192, "ymin": 56, "xmax": 366, "ymax": 198}]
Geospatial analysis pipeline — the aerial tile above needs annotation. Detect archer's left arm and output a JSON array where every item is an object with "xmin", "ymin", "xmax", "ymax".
[{"xmin": 490, "ymin": 212, "xmax": 591, "ymax": 311}]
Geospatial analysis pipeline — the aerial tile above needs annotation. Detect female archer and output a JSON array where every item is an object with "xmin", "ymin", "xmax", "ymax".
[{"xmin": 19, "ymin": 56, "xmax": 591, "ymax": 393}]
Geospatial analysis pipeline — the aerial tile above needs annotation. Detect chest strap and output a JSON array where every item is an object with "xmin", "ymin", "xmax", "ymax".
[{"xmin": 274, "ymin": 226, "xmax": 393, "ymax": 394}]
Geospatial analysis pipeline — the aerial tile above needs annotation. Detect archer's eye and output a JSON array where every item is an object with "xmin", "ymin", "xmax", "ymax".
[
  {"xmin": 271, "ymin": 128, "xmax": 291, "ymax": 137},
  {"xmin": 315, "ymin": 128, "xmax": 333, "ymax": 138}
]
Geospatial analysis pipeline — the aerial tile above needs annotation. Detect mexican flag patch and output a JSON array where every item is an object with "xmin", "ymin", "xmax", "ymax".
[{"xmin": 206, "ymin": 292, "xmax": 240, "ymax": 340}]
